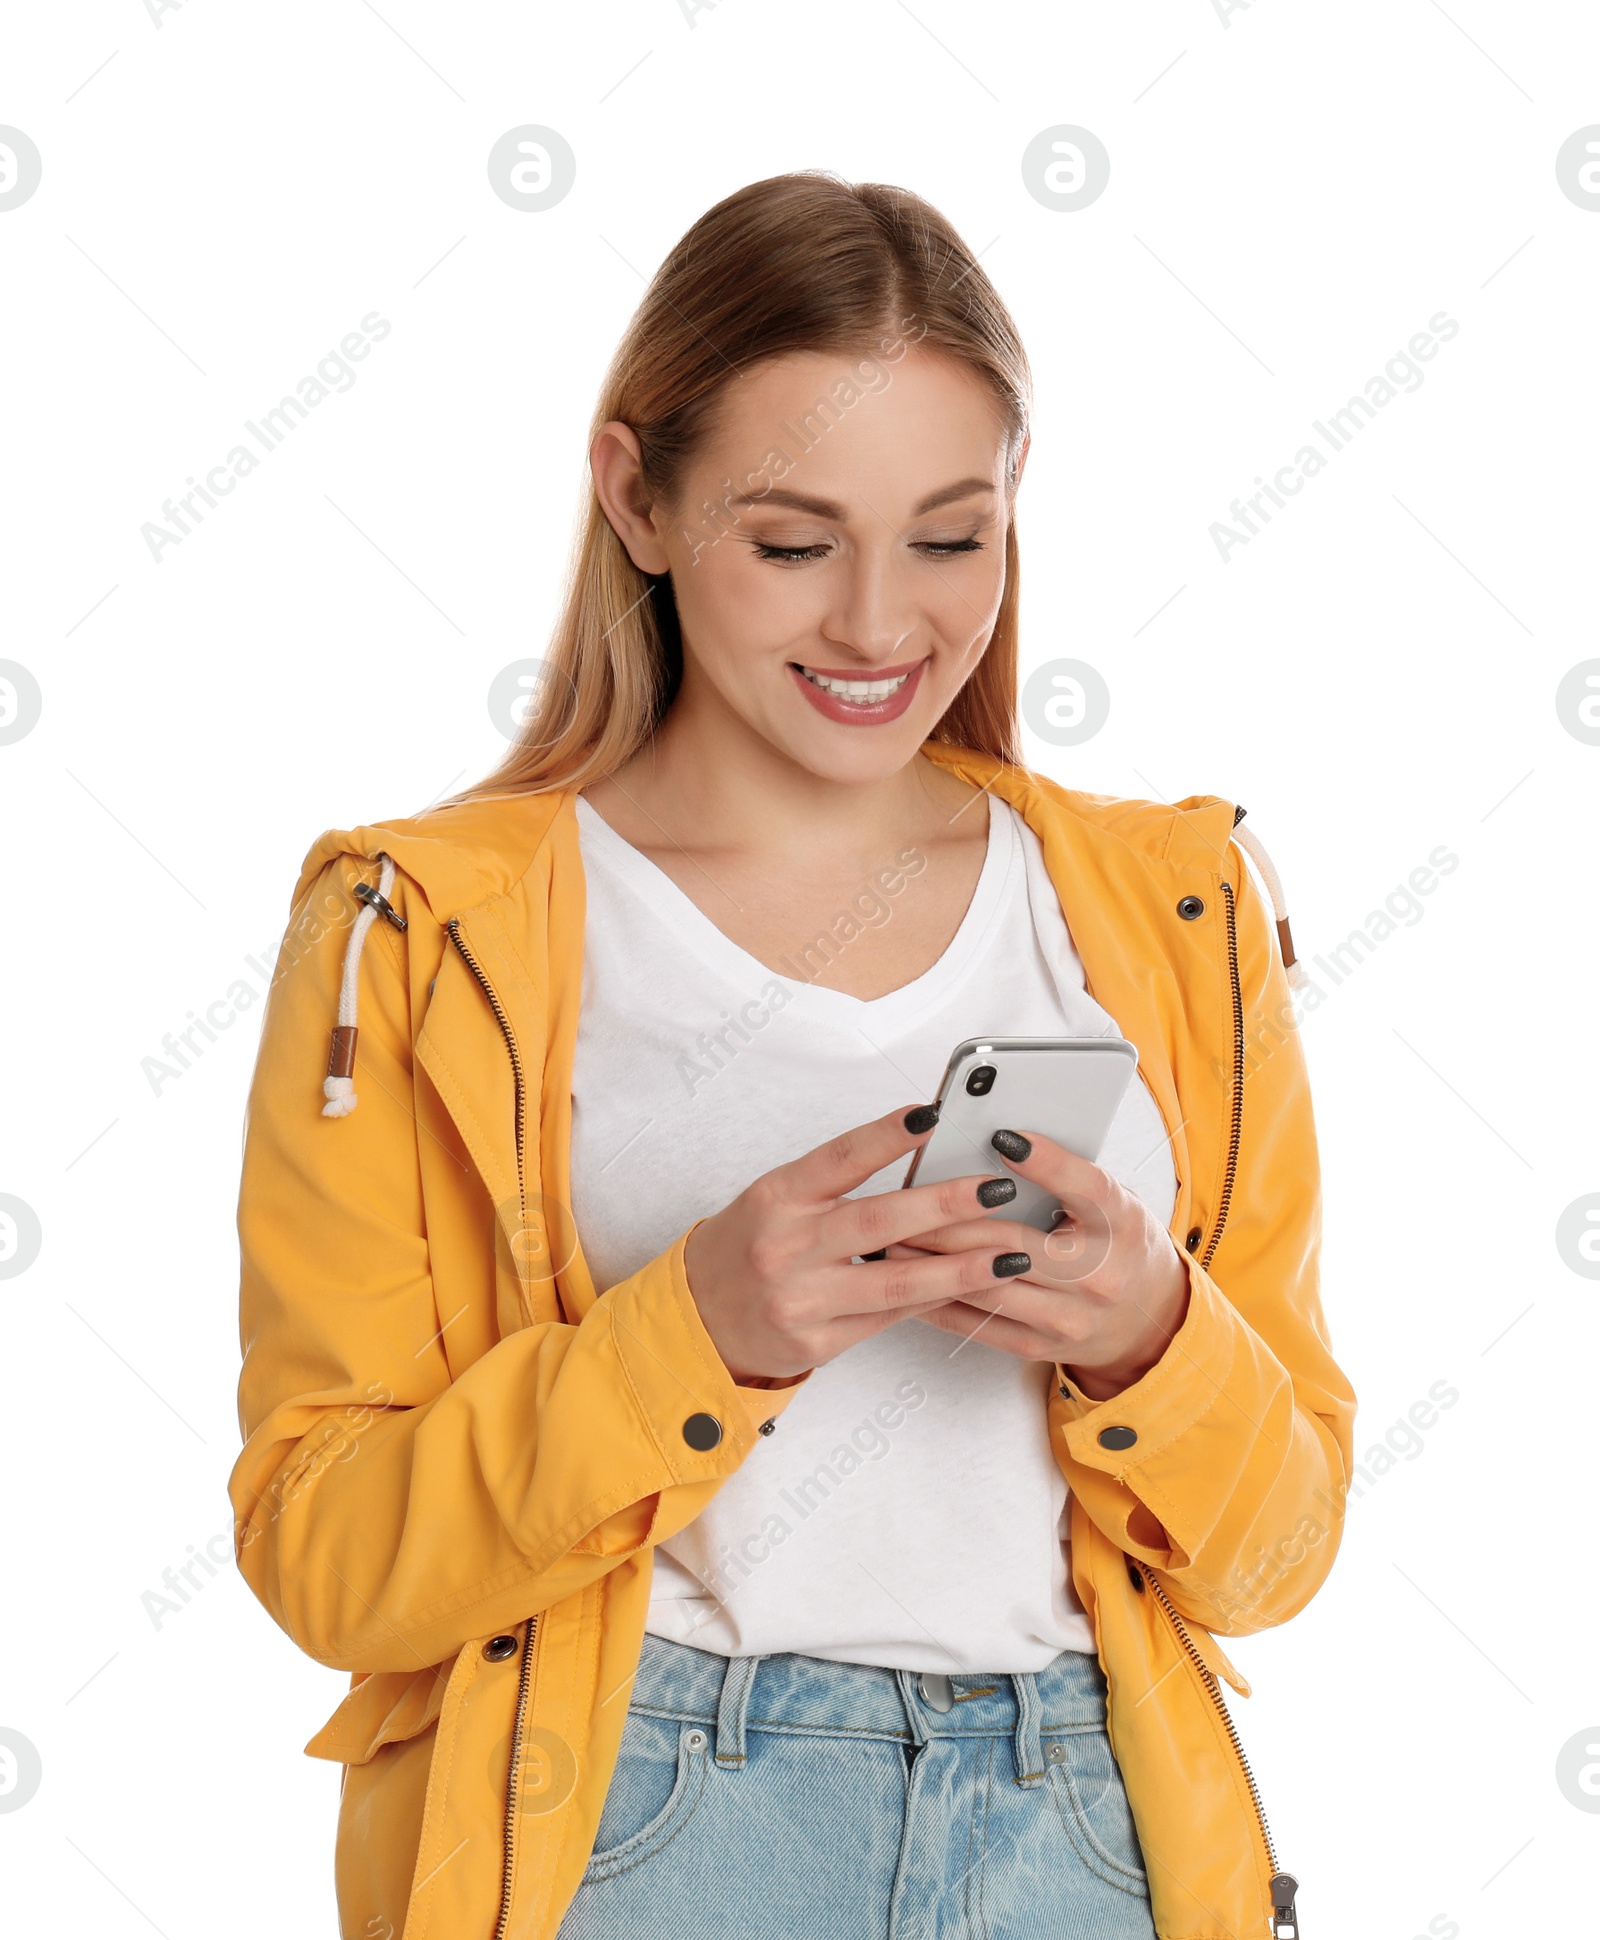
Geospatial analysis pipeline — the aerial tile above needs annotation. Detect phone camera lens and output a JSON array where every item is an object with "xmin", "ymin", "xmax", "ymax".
[{"xmin": 966, "ymin": 1064, "xmax": 997, "ymax": 1097}]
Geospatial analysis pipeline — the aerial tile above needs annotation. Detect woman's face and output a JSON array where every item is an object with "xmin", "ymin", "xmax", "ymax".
[{"xmin": 594, "ymin": 344, "xmax": 1023, "ymax": 785}]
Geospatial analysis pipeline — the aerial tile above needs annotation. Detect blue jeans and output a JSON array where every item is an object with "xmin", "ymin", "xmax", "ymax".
[{"xmin": 555, "ymin": 1631, "xmax": 1159, "ymax": 1939}]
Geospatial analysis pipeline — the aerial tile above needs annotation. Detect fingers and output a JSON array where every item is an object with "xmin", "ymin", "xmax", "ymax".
[
  {"xmin": 887, "ymin": 1214, "xmax": 1040, "ymax": 1257},
  {"xmin": 825, "ymin": 1168, "xmax": 1022, "ymax": 1259},
  {"xmin": 915, "ymin": 1299, "xmax": 1073, "ymax": 1362},
  {"xmin": 988, "ymin": 1128, "xmax": 1108, "ymax": 1201},
  {"xmin": 840, "ymin": 1240, "xmax": 1034, "ymax": 1319},
  {"xmin": 891, "ymin": 1203, "xmax": 1117, "ymax": 1288},
  {"xmin": 776, "ymin": 1102, "xmax": 942, "ymax": 1204}
]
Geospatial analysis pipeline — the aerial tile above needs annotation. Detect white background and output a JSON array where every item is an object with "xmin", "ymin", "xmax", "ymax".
[{"xmin": 2, "ymin": 3, "xmax": 1598, "ymax": 1935}]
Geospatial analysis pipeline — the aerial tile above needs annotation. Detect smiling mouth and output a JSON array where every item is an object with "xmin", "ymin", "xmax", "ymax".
[{"xmin": 796, "ymin": 665, "xmax": 916, "ymax": 702}]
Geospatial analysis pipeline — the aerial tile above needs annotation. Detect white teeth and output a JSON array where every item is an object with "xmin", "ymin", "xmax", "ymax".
[{"xmin": 800, "ymin": 667, "xmax": 911, "ymax": 702}]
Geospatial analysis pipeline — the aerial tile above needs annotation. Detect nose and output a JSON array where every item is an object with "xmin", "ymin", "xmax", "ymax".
[{"xmin": 816, "ymin": 545, "xmax": 921, "ymax": 668}]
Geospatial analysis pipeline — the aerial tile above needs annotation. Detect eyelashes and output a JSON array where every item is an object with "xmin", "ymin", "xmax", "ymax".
[
  {"xmin": 753, "ymin": 541, "xmax": 830, "ymax": 563},
  {"xmin": 917, "ymin": 537, "xmax": 986, "ymax": 559},
  {"xmin": 751, "ymin": 537, "xmax": 988, "ymax": 565}
]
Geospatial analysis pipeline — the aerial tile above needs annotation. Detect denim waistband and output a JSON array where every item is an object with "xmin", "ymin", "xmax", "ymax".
[{"xmin": 626, "ymin": 1632, "xmax": 1109, "ymax": 1789}]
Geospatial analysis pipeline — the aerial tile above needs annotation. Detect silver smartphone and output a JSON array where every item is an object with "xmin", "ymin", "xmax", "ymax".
[{"xmin": 902, "ymin": 1036, "xmax": 1140, "ymax": 1234}]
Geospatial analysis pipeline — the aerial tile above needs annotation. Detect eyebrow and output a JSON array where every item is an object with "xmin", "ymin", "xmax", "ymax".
[{"xmin": 723, "ymin": 477, "xmax": 996, "ymax": 520}]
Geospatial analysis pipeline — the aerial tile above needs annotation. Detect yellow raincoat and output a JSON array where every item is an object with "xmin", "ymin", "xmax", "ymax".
[{"xmin": 229, "ymin": 745, "xmax": 1356, "ymax": 1939}]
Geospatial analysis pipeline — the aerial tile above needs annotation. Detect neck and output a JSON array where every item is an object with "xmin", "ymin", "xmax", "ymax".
[{"xmin": 600, "ymin": 676, "xmax": 974, "ymax": 870}]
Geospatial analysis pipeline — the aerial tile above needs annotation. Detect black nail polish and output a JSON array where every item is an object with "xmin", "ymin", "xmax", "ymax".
[
  {"xmin": 991, "ymin": 1129, "xmax": 1032, "ymax": 1163},
  {"xmin": 904, "ymin": 1104, "xmax": 940, "ymax": 1134},
  {"xmin": 976, "ymin": 1177, "xmax": 1017, "ymax": 1209},
  {"xmin": 992, "ymin": 1252, "xmax": 1032, "ymax": 1278},
  {"xmin": 861, "ymin": 1249, "xmax": 887, "ymax": 1262}
]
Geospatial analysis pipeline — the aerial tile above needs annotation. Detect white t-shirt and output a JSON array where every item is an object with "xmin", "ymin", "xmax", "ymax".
[{"xmin": 569, "ymin": 792, "xmax": 1177, "ymax": 1673}]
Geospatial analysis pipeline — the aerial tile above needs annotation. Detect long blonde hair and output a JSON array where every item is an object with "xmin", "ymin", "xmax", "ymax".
[{"xmin": 446, "ymin": 172, "xmax": 1032, "ymax": 805}]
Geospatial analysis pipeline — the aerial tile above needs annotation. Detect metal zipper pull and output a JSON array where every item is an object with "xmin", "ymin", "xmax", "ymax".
[{"xmin": 1269, "ymin": 1871, "xmax": 1300, "ymax": 1937}]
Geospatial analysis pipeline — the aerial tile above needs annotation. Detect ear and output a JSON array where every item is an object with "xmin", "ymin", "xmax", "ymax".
[
  {"xmin": 1010, "ymin": 431, "xmax": 1032, "ymax": 496},
  {"xmin": 591, "ymin": 421, "xmax": 672, "ymax": 575}
]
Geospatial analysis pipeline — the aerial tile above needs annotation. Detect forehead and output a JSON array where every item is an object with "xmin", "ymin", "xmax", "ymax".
[{"xmin": 698, "ymin": 346, "xmax": 1011, "ymax": 496}]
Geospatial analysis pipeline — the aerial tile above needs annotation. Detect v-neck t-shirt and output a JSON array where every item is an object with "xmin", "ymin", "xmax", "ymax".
[{"xmin": 568, "ymin": 792, "xmax": 1177, "ymax": 1673}]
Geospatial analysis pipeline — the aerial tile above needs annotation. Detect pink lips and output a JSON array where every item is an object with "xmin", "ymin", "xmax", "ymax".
[{"xmin": 789, "ymin": 658, "xmax": 927, "ymax": 727}]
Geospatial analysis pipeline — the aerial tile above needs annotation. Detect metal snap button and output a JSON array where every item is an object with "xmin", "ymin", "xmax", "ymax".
[
  {"xmin": 482, "ymin": 1634, "xmax": 519, "ymax": 1662},
  {"xmin": 918, "ymin": 1672, "xmax": 954, "ymax": 1712},
  {"xmin": 1127, "ymin": 1561, "xmax": 1146, "ymax": 1592},
  {"xmin": 1177, "ymin": 895, "xmax": 1205, "ymax": 920},
  {"xmin": 682, "ymin": 1412, "xmax": 723, "ymax": 1450},
  {"xmin": 1185, "ymin": 1227, "xmax": 1203, "ymax": 1253},
  {"xmin": 757, "ymin": 1417, "xmax": 776, "ymax": 1437},
  {"xmin": 1098, "ymin": 1425, "xmax": 1138, "ymax": 1451}
]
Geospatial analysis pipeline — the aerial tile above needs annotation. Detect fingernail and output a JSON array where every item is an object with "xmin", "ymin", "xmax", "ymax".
[
  {"xmin": 904, "ymin": 1104, "xmax": 940, "ymax": 1134},
  {"xmin": 976, "ymin": 1176, "xmax": 1017, "ymax": 1209},
  {"xmin": 861, "ymin": 1249, "xmax": 887, "ymax": 1262},
  {"xmin": 991, "ymin": 1129, "xmax": 1032, "ymax": 1163},
  {"xmin": 992, "ymin": 1252, "xmax": 1032, "ymax": 1278}
]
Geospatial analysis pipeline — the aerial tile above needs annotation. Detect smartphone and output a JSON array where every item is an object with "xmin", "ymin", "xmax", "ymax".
[{"xmin": 902, "ymin": 1036, "xmax": 1140, "ymax": 1234}]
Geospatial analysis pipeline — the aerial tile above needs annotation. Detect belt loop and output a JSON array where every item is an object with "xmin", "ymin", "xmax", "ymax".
[
  {"xmin": 893, "ymin": 1669, "xmax": 931, "ymax": 1748},
  {"xmin": 1011, "ymin": 1670, "xmax": 1047, "ymax": 1785},
  {"xmin": 714, "ymin": 1655, "xmax": 761, "ymax": 1769}
]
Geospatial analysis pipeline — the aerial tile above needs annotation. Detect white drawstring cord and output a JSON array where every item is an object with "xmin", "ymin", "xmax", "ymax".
[
  {"xmin": 1233, "ymin": 820, "xmax": 1309, "ymax": 991},
  {"xmin": 322, "ymin": 853, "xmax": 398, "ymax": 1118}
]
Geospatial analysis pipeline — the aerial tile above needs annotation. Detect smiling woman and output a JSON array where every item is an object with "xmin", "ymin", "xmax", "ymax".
[
  {"xmin": 231, "ymin": 170, "xmax": 1353, "ymax": 1940},
  {"xmin": 585, "ymin": 340, "xmax": 1019, "ymax": 820},
  {"xmin": 447, "ymin": 170, "xmax": 1029, "ymax": 807}
]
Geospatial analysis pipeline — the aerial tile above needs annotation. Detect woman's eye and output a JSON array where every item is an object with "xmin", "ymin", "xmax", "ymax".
[
  {"xmin": 752, "ymin": 541, "xmax": 832, "ymax": 563},
  {"xmin": 916, "ymin": 536, "xmax": 986, "ymax": 558}
]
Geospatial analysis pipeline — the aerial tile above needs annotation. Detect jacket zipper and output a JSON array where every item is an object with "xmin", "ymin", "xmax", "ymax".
[
  {"xmin": 1161, "ymin": 867, "xmax": 1298, "ymax": 1937},
  {"xmin": 446, "ymin": 919, "xmax": 529, "ymax": 1263},
  {"xmin": 1136, "ymin": 1563, "xmax": 1300, "ymax": 1938},
  {"xmin": 1200, "ymin": 878, "xmax": 1244, "ymax": 1276},
  {"xmin": 492, "ymin": 1614, "xmax": 540, "ymax": 1940},
  {"xmin": 446, "ymin": 919, "xmax": 537, "ymax": 1940}
]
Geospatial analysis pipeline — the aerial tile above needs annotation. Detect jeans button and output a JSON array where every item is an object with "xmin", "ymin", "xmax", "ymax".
[{"xmin": 918, "ymin": 1672, "xmax": 954, "ymax": 1712}]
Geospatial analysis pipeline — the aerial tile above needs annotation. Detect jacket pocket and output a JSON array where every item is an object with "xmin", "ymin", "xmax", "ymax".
[
  {"xmin": 306, "ymin": 1662, "xmax": 452, "ymax": 1766},
  {"xmin": 1044, "ymin": 1726, "xmax": 1152, "ymax": 1899},
  {"xmin": 581, "ymin": 1716, "xmax": 711, "ymax": 1882}
]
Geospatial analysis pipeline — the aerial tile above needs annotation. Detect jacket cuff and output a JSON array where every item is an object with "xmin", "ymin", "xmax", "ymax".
[
  {"xmin": 735, "ymin": 1380, "xmax": 808, "ymax": 1434},
  {"xmin": 603, "ymin": 1230, "xmax": 810, "ymax": 1476},
  {"xmin": 1052, "ymin": 1252, "xmax": 1246, "ymax": 1471}
]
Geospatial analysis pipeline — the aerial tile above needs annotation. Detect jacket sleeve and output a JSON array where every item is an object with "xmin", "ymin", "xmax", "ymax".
[
  {"xmin": 1056, "ymin": 834, "xmax": 1357, "ymax": 1636},
  {"xmin": 228, "ymin": 854, "xmax": 800, "ymax": 1674}
]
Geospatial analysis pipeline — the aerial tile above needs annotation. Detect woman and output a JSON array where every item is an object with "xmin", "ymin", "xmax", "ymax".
[{"xmin": 230, "ymin": 173, "xmax": 1355, "ymax": 1940}]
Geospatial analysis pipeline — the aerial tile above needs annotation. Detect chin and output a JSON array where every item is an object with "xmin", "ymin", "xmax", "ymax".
[{"xmin": 772, "ymin": 714, "xmax": 940, "ymax": 785}]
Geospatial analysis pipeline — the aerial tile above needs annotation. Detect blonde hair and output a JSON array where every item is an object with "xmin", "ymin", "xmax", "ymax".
[{"xmin": 445, "ymin": 171, "xmax": 1031, "ymax": 805}]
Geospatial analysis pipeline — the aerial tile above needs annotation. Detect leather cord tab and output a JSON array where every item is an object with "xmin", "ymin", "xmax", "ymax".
[{"xmin": 327, "ymin": 1025, "xmax": 358, "ymax": 1079}]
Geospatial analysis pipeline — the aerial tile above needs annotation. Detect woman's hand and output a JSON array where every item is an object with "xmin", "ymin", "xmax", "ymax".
[
  {"xmin": 883, "ymin": 1129, "xmax": 1191, "ymax": 1400},
  {"xmin": 683, "ymin": 1105, "xmax": 1034, "ymax": 1386}
]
